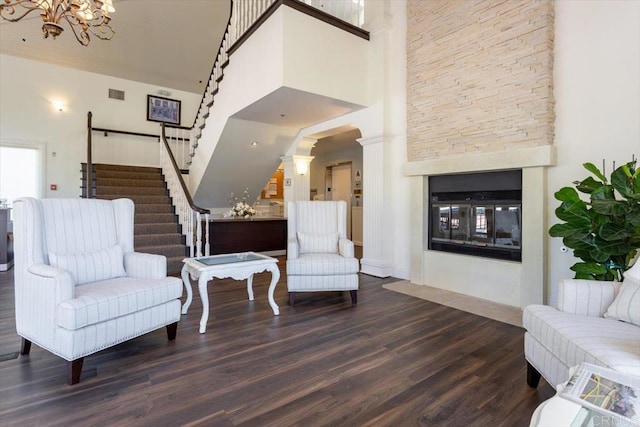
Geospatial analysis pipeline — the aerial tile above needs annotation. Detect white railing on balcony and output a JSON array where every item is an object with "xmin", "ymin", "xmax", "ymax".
[
  {"xmin": 231, "ymin": 0, "xmax": 364, "ymax": 43},
  {"xmin": 160, "ymin": 125, "xmax": 210, "ymax": 258}
]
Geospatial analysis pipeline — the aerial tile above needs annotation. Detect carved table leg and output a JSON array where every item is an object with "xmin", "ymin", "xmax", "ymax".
[
  {"xmin": 267, "ymin": 263, "xmax": 280, "ymax": 315},
  {"xmin": 198, "ymin": 275, "xmax": 210, "ymax": 334},
  {"xmin": 181, "ymin": 265, "xmax": 193, "ymax": 315},
  {"xmin": 247, "ymin": 274, "xmax": 255, "ymax": 301}
]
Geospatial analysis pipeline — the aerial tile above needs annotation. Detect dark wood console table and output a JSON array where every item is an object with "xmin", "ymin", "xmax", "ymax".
[{"xmin": 209, "ymin": 217, "xmax": 287, "ymax": 255}]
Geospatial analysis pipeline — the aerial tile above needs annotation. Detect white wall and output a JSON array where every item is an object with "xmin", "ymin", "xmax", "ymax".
[
  {"xmin": 548, "ymin": 0, "xmax": 640, "ymax": 305},
  {"xmin": 0, "ymin": 54, "xmax": 200, "ymax": 198}
]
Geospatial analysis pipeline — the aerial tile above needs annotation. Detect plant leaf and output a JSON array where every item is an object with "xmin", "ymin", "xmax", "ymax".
[
  {"xmin": 554, "ymin": 187, "xmax": 580, "ymax": 203},
  {"xmin": 583, "ymin": 162, "xmax": 607, "ymax": 182},
  {"xmin": 576, "ymin": 177, "xmax": 605, "ymax": 194},
  {"xmin": 549, "ymin": 223, "xmax": 589, "ymax": 239},
  {"xmin": 570, "ymin": 262, "xmax": 607, "ymax": 275},
  {"xmin": 611, "ymin": 162, "xmax": 636, "ymax": 199},
  {"xmin": 599, "ymin": 223, "xmax": 632, "ymax": 241},
  {"xmin": 593, "ymin": 236, "xmax": 632, "ymax": 256},
  {"xmin": 591, "ymin": 199, "xmax": 627, "ymax": 216}
]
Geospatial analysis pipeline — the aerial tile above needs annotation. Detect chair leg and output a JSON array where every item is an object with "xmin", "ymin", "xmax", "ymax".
[
  {"xmin": 20, "ymin": 338, "xmax": 31, "ymax": 355},
  {"xmin": 166, "ymin": 322, "xmax": 178, "ymax": 341},
  {"xmin": 350, "ymin": 290, "xmax": 358, "ymax": 305},
  {"xmin": 67, "ymin": 358, "xmax": 84, "ymax": 385},
  {"xmin": 526, "ymin": 361, "xmax": 541, "ymax": 388},
  {"xmin": 289, "ymin": 292, "xmax": 295, "ymax": 306}
]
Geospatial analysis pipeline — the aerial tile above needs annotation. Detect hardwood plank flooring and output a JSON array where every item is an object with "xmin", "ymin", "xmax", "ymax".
[{"xmin": 0, "ymin": 260, "xmax": 554, "ymax": 426}]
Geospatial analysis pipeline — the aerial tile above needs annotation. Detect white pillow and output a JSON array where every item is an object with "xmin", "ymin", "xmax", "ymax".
[
  {"xmin": 298, "ymin": 232, "xmax": 339, "ymax": 254},
  {"xmin": 605, "ymin": 280, "xmax": 640, "ymax": 326},
  {"xmin": 49, "ymin": 244, "xmax": 125, "ymax": 285}
]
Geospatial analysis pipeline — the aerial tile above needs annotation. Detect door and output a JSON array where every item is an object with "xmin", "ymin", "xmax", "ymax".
[{"xmin": 328, "ymin": 163, "xmax": 352, "ymax": 239}]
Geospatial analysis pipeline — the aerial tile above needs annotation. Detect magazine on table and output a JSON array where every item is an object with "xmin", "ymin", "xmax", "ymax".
[{"xmin": 560, "ymin": 362, "xmax": 640, "ymax": 425}]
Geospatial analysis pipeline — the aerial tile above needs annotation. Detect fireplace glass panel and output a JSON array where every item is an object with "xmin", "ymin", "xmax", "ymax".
[
  {"xmin": 450, "ymin": 204, "xmax": 471, "ymax": 243},
  {"xmin": 494, "ymin": 205, "xmax": 521, "ymax": 248},
  {"xmin": 431, "ymin": 204, "xmax": 451, "ymax": 241},
  {"xmin": 471, "ymin": 206, "xmax": 494, "ymax": 245}
]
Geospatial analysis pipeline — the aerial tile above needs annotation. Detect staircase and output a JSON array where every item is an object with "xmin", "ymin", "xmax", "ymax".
[{"xmin": 82, "ymin": 163, "xmax": 187, "ymax": 275}]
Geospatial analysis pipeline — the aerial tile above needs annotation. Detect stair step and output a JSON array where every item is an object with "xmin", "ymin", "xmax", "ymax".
[
  {"xmin": 96, "ymin": 186, "xmax": 169, "ymax": 196},
  {"xmin": 82, "ymin": 163, "xmax": 162, "ymax": 174},
  {"xmin": 135, "ymin": 223, "xmax": 181, "ymax": 234},
  {"xmin": 96, "ymin": 178, "xmax": 166, "ymax": 188},
  {"xmin": 137, "ymin": 244, "xmax": 188, "ymax": 258},
  {"xmin": 98, "ymin": 195, "xmax": 172, "ymax": 205},
  {"xmin": 135, "ymin": 233, "xmax": 185, "ymax": 247},
  {"xmin": 135, "ymin": 213, "xmax": 178, "ymax": 224},
  {"xmin": 86, "ymin": 170, "xmax": 164, "ymax": 180},
  {"xmin": 135, "ymin": 204, "xmax": 175, "ymax": 214}
]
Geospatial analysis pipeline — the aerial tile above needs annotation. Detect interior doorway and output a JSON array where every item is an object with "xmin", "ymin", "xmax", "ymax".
[
  {"xmin": 326, "ymin": 162, "xmax": 352, "ymax": 239},
  {"xmin": 308, "ymin": 127, "xmax": 363, "ymax": 257},
  {"xmin": 0, "ymin": 143, "xmax": 44, "ymax": 212}
]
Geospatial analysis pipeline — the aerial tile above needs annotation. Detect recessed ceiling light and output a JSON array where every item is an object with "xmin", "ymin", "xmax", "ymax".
[
  {"xmin": 251, "ymin": 141, "xmax": 259, "ymax": 147},
  {"xmin": 280, "ymin": 114, "xmax": 285, "ymax": 117}
]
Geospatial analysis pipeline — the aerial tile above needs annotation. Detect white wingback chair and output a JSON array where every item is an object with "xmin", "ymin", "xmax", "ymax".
[
  {"xmin": 286, "ymin": 201, "xmax": 359, "ymax": 306},
  {"xmin": 13, "ymin": 198, "xmax": 183, "ymax": 385}
]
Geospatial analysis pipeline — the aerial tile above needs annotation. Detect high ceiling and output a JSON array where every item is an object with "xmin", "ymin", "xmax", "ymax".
[{"xmin": 0, "ymin": 0, "xmax": 231, "ymax": 94}]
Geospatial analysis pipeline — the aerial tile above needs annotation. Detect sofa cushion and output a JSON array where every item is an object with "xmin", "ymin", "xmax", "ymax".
[
  {"xmin": 298, "ymin": 232, "xmax": 339, "ymax": 254},
  {"xmin": 49, "ymin": 244, "xmax": 125, "ymax": 285},
  {"xmin": 605, "ymin": 281, "xmax": 640, "ymax": 326},
  {"xmin": 287, "ymin": 253, "xmax": 359, "ymax": 276},
  {"xmin": 57, "ymin": 276, "xmax": 183, "ymax": 330},
  {"xmin": 523, "ymin": 304, "xmax": 640, "ymax": 377}
]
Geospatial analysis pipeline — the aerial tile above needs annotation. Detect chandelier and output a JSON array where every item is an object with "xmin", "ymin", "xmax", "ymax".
[{"xmin": 0, "ymin": 0, "xmax": 115, "ymax": 46}]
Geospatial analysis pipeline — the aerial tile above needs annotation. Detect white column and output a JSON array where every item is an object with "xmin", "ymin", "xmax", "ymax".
[
  {"xmin": 358, "ymin": 134, "xmax": 393, "ymax": 277},
  {"xmin": 521, "ymin": 166, "xmax": 546, "ymax": 307}
]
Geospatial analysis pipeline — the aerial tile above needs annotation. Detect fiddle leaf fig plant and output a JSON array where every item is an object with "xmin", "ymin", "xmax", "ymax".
[{"xmin": 549, "ymin": 159, "xmax": 640, "ymax": 281}]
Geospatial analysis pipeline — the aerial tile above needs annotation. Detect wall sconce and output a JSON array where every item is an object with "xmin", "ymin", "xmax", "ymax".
[
  {"xmin": 295, "ymin": 159, "xmax": 309, "ymax": 176},
  {"xmin": 52, "ymin": 100, "xmax": 65, "ymax": 112}
]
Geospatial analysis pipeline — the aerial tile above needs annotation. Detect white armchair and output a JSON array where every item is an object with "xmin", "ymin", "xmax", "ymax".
[
  {"xmin": 286, "ymin": 201, "xmax": 359, "ymax": 306},
  {"xmin": 13, "ymin": 197, "xmax": 183, "ymax": 385},
  {"xmin": 523, "ymin": 260, "xmax": 640, "ymax": 389}
]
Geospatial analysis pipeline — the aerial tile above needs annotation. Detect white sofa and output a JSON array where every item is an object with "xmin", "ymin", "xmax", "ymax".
[
  {"xmin": 13, "ymin": 197, "xmax": 183, "ymax": 384},
  {"xmin": 523, "ymin": 260, "xmax": 640, "ymax": 389}
]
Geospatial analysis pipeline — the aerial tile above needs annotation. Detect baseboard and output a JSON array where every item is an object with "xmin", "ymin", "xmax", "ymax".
[
  {"xmin": 360, "ymin": 258, "xmax": 393, "ymax": 278},
  {"xmin": 0, "ymin": 260, "xmax": 13, "ymax": 272}
]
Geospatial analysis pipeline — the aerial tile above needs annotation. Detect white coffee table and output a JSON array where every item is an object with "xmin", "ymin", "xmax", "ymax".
[{"xmin": 181, "ymin": 252, "xmax": 280, "ymax": 333}]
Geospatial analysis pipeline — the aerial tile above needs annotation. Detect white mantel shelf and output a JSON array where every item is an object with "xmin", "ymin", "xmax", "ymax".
[{"xmin": 402, "ymin": 145, "xmax": 556, "ymax": 176}]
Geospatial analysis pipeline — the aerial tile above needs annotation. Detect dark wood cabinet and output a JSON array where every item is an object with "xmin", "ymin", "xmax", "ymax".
[{"xmin": 209, "ymin": 218, "xmax": 287, "ymax": 255}]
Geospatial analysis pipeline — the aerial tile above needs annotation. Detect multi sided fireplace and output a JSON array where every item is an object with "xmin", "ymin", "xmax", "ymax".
[{"xmin": 428, "ymin": 170, "xmax": 522, "ymax": 261}]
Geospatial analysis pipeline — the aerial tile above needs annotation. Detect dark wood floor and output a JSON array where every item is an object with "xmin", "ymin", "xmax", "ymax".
[{"xmin": 0, "ymin": 259, "xmax": 554, "ymax": 426}]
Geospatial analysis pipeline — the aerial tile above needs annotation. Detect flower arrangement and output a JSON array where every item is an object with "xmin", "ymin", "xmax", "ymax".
[
  {"xmin": 228, "ymin": 201, "xmax": 257, "ymax": 218},
  {"xmin": 225, "ymin": 189, "xmax": 257, "ymax": 218}
]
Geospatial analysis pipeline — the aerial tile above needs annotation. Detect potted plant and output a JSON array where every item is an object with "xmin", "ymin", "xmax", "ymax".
[{"xmin": 549, "ymin": 159, "xmax": 640, "ymax": 281}]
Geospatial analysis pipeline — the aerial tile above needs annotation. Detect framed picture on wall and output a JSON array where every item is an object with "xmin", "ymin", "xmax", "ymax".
[{"xmin": 147, "ymin": 95, "xmax": 181, "ymax": 125}]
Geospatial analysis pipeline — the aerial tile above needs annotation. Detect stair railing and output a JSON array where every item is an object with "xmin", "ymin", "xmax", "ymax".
[{"xmin": 161, "ymin": 123, "xmax": 210, "ymax": 258}]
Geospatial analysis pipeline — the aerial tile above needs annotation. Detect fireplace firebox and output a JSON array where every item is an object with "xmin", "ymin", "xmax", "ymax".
[{"xmin": 428, "ymin": 170, "xmax": 522, "ymax": 261}]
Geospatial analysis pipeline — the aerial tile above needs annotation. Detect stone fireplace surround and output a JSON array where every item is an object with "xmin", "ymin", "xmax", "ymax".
[{"xmin": 404, "ymin": 145, "xmax": 555, "ymax": 309}]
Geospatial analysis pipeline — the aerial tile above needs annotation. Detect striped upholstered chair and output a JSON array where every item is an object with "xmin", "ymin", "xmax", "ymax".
[
  {"xmin": 13, "ymin": 197, "xmax": 183, "ymax": 385},
  {"xmin": 286, "ymin": 201, "xmax": 359, "ymax": 306},
  {"xmin": 523, "ymin": 259, "xmax": 640, "ymax": 389}
]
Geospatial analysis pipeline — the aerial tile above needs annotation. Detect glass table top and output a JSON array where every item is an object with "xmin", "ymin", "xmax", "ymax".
[{"xmin": 194, "ymin": 252, "xmax": 269, "ymax": 266}]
